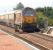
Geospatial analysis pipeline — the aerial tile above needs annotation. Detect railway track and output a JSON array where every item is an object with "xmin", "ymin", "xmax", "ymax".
[
  {"xmin": 17, "ymin": 33, "xmax": 53, "ymax": 50},
  {"xmin": 29, "ymin": 33, "xmax": 53, "ymax": 42},
  {"xmin": 0, "ymin": 25, "xmax": 53, "ymax": 50}
]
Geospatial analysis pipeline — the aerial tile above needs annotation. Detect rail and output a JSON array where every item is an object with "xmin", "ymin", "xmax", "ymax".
[
  {"xmin": 0, "ymin": 25, "xmax": 53, "ymax": 50},
  {"xmin": 29, "ymin": 33, "xmax": 53, "ymax": 42}
]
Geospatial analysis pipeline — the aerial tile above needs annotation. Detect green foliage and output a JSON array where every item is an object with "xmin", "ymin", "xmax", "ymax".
[
  {"xmin": 44, "ymin": 7, "xmax": 53, "ymax": 18},
  {"xmin": 36, "ymin": 7, "xmax": 53, "ymax": 26},
  {"xmin": 36, "ymin": 11, "xmax": 48, "ymax": 28},
  {"xmin": 13, "ymin": 2, "xmax": 24, "ymax": 10},
  {"xmin": 48, "ymin": 18, "xmax": 53, "ymax": 26}
]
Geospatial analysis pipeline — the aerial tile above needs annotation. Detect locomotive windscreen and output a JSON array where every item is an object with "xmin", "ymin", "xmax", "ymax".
[{"xmin": 22, "ymin": 7, "xmax": 35, "ymax": 16}]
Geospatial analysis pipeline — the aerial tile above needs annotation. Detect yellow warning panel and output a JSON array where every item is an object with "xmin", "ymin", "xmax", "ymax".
[{"xmin": 23, "ymin": 16, "xmax": 35, "ymax": 23}]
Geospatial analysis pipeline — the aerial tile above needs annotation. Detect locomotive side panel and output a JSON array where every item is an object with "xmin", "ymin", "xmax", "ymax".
[
  {"xmin": 4, "ymin": 14, "xmax": 9, "ymax": 25},
  {"xmin": 0, "ymin": 15, "xmax": 4, "ymax": 23},
  {"xmin": 7, "ymin": 13, "xmax": 14, "ymax": 27},
  {"xmin": 0, "ymin": 15, "xmax": 3, "ymax": 22},
  {"xmin": 0, "ymin": 15, "xmax": 6, "ymax": 25},
  {"xmin": 15, "ymin": 13, "xmax": 22, "ymax": 25},
  {"xmin": 8, "ymin": 13, "xmax": 14, "ymax": 24},
  {"xmin": 14, "ymin": 10, "xmax": 22, "ymax": 31}
]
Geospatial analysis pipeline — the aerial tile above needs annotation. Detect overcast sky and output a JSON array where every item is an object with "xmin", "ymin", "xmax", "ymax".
[{"xmin": 0, "ymin": 0, "xmax": 53, "ymax": 13}]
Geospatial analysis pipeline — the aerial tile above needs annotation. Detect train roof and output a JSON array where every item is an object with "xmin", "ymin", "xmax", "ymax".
[
  {"xmin": 22, "ymin": 7, "xmax": 35, "ymax": 13},
  {"xmin": 0, "ymin": 10, "xmax": 22, "ymax": 15},
  {"xmin": 22, "ymin": 7, "xmax": 35, "ymax": 16},
  {"xmin": 0, "ymin": 7, "xmax": 35, "ymax": 16},
  {"xmin": 22, "ymin": 7, "xmax": 34, "ymax": 12}
]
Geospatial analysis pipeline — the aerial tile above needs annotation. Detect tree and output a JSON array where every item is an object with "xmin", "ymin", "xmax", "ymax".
[
  {"xmin": 35, "ymin": 7, "xmax": 48, "ymax": 32},
  {"xmin": 44, "ymin": 7, "xmax": 53, "ymax": 26},
  {"xmin": 13, "ymin": 2, "xmax": 24, "ymax": 10},
  {"xmin": 44, "ymin": 7, "xmax": 53, "ymax": 18}
]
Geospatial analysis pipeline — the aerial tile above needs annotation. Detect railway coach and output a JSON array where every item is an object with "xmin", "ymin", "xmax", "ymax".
[{"xmin": 0, "ymin": 11, "xmax": 15, "ymax": 27}]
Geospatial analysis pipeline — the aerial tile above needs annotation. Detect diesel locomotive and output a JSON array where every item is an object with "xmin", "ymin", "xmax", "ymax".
[{"xmin": 22, "ymin": 7, "xmax": 37, "ymax": 32}]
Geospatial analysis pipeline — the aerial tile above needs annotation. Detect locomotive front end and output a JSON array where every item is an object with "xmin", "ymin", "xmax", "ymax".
[{"xmin": 22, "ymin": 7, "xmax": 36, "ymax": 32}]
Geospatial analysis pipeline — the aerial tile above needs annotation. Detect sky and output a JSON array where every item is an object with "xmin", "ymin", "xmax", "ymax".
[{"xmin": 0, "ymin": 0, "xmax": 53, "ymax": 13}]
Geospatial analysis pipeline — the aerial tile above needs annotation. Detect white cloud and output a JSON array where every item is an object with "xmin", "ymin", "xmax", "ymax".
[
  {"xmin": 19, "ymin": 0, "xmax": 53, "ymax": 8},
  {"xmin": 0, "ymin": 0, "xmax": 53, "ymax": 13}
]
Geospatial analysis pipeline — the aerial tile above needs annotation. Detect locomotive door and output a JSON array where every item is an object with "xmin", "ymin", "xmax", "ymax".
[{"xmin": 15, "ymin": 13, "xmax": 22, "ymax": 31}]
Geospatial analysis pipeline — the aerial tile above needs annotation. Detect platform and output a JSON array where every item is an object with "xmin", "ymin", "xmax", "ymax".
[{"xmin": 0, "ymin": 30, "xmax": 39, "ymax": 50}]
